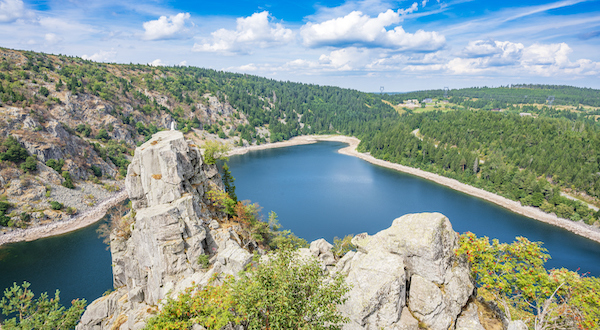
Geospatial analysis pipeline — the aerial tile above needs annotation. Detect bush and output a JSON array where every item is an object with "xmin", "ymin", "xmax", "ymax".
[
  {"xmin": 19, "ymin": 156, "xmax": 37, "ymax": 173},
  {"xmin": 0, "ymin": 136, "xmax": 28, "ymax": 163},
  {"xmin": 65, "ymin": 207, "xmax": 77, "ymax": 215},
  {"xmin": 146, "ymin": 247, "xmax": 350, "ymax": 330},
  {"xmin": 38, "ymin": 86, "xmax": 49, "ymax": 97},
  {"xmin": 0, "ymin": 282, "xmax": 86, "ymax": 329},
  {"xmin": 90, "ymin": 165, "xmax": 102, "ymax": 177},
  {"xmin": 61, "ymin": 171, "xmax": 74, "ymax": 189},
  {"xmin": 197, "ymin": 254, "xmax": 210, "ymax": 269},
  {"xmin": 50, "ymin": 201, "xmax": 63, "ymax": 210},
  {"xmin": 332, "ymin": 235, "xmax": 356, "ymax": 259},
  {"xmin": 46, "ymin": 159, "xmax": 65, "ymax": 172}
]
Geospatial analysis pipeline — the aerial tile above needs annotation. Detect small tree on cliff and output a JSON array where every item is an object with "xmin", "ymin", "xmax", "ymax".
[
  {"xmin": 0, "ymin": 281, "xmax": 86, "ymax": 329},
  {"xmin": 221, "ymin": 162, "xmax": 237, "ymax": 203}
]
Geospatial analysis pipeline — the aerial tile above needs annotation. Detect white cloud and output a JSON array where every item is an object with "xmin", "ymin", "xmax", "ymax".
[
  {"xmin": 447, "ymin": 40, "xmax": 600, "ymax": 76},
  {"xmin": 44, "ymin": 33, "xmax": 63, "ymax": 45},
  {"xmin": 192, "ymin": 11, "xmax": 294, "ymax": 55},
  {"xmin": 179, "ymin": 60, "xmax": 187, "ymax": 66},
  {"xmin": 149, "ymin": 59, "xmax": 166, "ymax": 66},
  {"xmin": 82, "ymin": 50, "xmax": 117, "ymax": 62},
  {"xmin": 300, "ymin": 10, "xmax": 445, "ymax": 51},
  {"xmin": 0, "ymin": 0, "xmax": 24, "ymax": 23},
  {"xmin": 399, "ymin": 2, "xmax": 419, "ymax": 15},
  {"xmin": 318, "ymin": 47, "xmax": 372, "ymax": 71},
  {"xmin": 421, "ymin": 0, "xmax": 428, "ymax": 7},
  {"xmin": 143, "ymin": 12, "xmax": 191, "ymax": 41}
]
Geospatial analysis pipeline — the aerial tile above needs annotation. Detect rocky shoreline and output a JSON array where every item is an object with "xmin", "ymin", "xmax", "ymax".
[
  {"xmin": 0, "ymin": 190, "xmax": 128, "ymax": 246},
  {"xmin": 229, "ymin": 135, "xmax": 600, "ymax": 244},
  {"xmin": 3, "ymin": 133, "xmax": 599, "ymax": 246}
]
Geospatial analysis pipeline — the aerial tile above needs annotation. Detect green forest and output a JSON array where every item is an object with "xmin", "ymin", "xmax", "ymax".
[{"xmin": 1, "ymin": 47, "xmax": 600, "ymax": 226}]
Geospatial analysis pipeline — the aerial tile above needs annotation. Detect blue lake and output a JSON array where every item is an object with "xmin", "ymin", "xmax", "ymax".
[
  {"xmin": 227, "ymin": 141, "xmax": 600, "ymax": 276},
  {"xmin": 1, "ymin": 140, "xmax": 599, "ymax": 308}
]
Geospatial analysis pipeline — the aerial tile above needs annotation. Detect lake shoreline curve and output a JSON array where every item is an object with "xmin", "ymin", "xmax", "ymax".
[
  {"xmin": 228, "ymin": 135, "xmax": 600, "ymax": 244},
  {"xmin": 0, "ymin": 190, "xmax": 128, "ymax": 246}
]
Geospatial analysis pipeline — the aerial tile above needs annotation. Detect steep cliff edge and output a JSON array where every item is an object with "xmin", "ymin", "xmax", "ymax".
[
  {"xmin": 78, "ymin": 130, "xmax": 498, "ymax": 330},
  {"xmin": 77, "ymin": 131, "xmax": 253, "ymax": 330}
]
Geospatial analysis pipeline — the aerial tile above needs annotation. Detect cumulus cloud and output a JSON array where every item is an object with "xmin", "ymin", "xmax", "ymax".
[
  {"xmin": 447, "ymin": 40, "xmax": 600, "ymax": 76},
  {"xmin": 82, "ymin": 50, "xmax": 117, "ymax": 62},
  {"xmin": 192, "ymin": 11, "xmax": 294, "ymax": 54},
  {"xmin": 318, "ymin": 47, "xmax": 372, "ymax": 70},
  {"xmin": 149, "ymin": 59, "xmax": 166, "ymax": 66},
  {"xmin": 44, "ymin": 33, "xmax": 63, "ymax": 45},
  {"xmin": 300, "ymin": 9, "xmax": 445, "ymax": 51},
  {"xmin": 143, "ymin": 13, "xmax": 191, "ymax": 40},
  {"xmin": 0, "ymin": 0, "xmax": 24, "ymax": 23}
]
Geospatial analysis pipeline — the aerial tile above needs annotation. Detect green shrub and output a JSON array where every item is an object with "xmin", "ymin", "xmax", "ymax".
[
  {"xmin": 65, "ymin": 207, "xmax": 77, "ymax": 215},
  {"xmin": 46, "ymin": 159, "xmax": 65, "ymax": 172},
  {"xmin": 50, "ymin": 201, "xmax": 63, "ymax": 210},
  {"xmin": 0, "ymin": 282, "xmax": 86, "ymax": 329},
  {"xmin": 0, "ymin": 136, "xmax": 28, "ymax": 163},
  {"xmin": 332, "ymin": 235, "xmax": 357, "ymax": 259},
  {"xmin": 197, "ymin": 254, "xmax": 210, "ymax": 269},
  {"xmin": 61, "ymin": 171, "xmax": 74, "ymax": 189},
  {"xmin": 19, "ymin": 156, "xmax": 37, "ymax": 173},
  {"xmin": 90, "ymin": 165, "xmax": 102, "ymax": 177}
]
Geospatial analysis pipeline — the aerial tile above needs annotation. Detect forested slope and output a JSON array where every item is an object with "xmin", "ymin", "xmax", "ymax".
[
  {"xmin": 1, "ymin": 46, "xmax": 599, "ymax": 229},
  {"xmin": 359, "ymin": 110, "xmax": 600, "ymax": 223}
]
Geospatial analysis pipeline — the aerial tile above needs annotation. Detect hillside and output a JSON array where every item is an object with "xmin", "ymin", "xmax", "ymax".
[{"xmin": 1, "ymin": 46, "xmax": 600, "ymax": 233}]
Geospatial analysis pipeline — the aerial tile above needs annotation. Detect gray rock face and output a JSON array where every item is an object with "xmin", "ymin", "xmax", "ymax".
[
  {"xmin": 339, "ymin": 213, "xmax": 476, "ymax": 330},
  {"xmin": 78, "ymin": 131, "xmax": 251, "ymax": 330}
]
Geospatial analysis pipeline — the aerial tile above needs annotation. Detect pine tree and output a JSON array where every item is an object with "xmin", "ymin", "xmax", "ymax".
[{"xmin": 221, "ymin": 162, "xmax": 237, "ymax": 203}]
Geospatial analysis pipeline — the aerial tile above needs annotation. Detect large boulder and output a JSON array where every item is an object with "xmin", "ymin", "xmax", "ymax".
[{"xmin": 339, "ymin": 213, "xmax": 477, "ymax": 330}]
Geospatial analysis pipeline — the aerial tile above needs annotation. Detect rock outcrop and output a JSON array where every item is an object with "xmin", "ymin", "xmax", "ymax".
[
  {"xmin": 334, "ymin": 212, "xmax": 479, "ymax": 330},
  {"xmin": 77, "ymin": 131, "xmax": 252, "ymax": 330},
  {"xmin": 77, "ymin": 131, "xmax": 494, "ymax": 330}
]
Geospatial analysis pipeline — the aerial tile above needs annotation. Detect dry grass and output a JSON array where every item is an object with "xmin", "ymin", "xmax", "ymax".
[{"xmin": 151, "ymin": 174, "xmax": 162, "ymax": 180}]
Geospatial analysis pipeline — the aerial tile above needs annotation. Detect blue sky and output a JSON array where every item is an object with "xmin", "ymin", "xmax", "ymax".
[{"xmin": 1, "ymin": 0, "xmax": 599, "ymax": 92}]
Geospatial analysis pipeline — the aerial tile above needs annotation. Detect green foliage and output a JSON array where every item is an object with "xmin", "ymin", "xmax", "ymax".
[
  {"xmin": 38, "ymin": 86, "xmax": 49, "ymax": 97},
  {"xmin": 332, "ymin": 235, "xmax": 356, "ymax": 259},
  {"xmin": 50, "ymin": 201, "xmax": 63, "ymax": 210},
  {"xmin": 65, "ymin": 207, "xmax": 77, "ymax": 215},
  {"xmin": 46, "ymin": 159, "xmax": 65, "ymax": 172},
  {"xmin": 146, "ymin": 247, "xmax": 349, "ymax": 330},
  {"xmin": 61, "ymin": 171, "xmax": 74, "ymax": 189},
  {"xmin": 90, "ymin": 165, "xmax": 102, "ymax": 177},
  {"xmin": 232, "ymin": 246, "xmax": 350, "ymax": 330},
  {"xmin": 19, "ymin": 156, "xmax": 37, "ymax": 173},
  {"xmin": 360, "ymin": 110, "xmax": 600, "ymax": 220},
  {"xmin": 95, "ymin": 128, "xmax": 110, "ymax": 140},
  {"xmin": 457, "ymin": 232, "xmax": 599, "ymax": 329},
  {"xmin": 221, "ymin": 162, "xmax": 237, "ymax": 203},
  {"xmin": 197, "ymin": 254, "xmax": 210, "ymax": 269},
  {"xmin": 75, "ymin": 124, "xmax": 91, "ymax": 137},
  {"xmin": 0, "ymin": 136, "xmax": 29, "ymax": 163},
  {"xmin": 267, "ymin": 211, "xmax": 308, "ymax": 250},
  {"xmin": 203, "ymin": 141, "xmax": 230, "ymax": 165},
  {"xmin": 0, "ymin": 281, "xmax": 86, "ymax": 329},
  {"xmin": 145, "ymin": 276, "xmax": 239, "ymax": 330},
  {"xmin": 0, "ymin": 200, "xmax": 12, "ymax": 227}
]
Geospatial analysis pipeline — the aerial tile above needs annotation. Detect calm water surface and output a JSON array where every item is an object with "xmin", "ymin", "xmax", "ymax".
[
  {"xmin": 1, "ymin": 141, "xmax": 599, "ymax": 307},
  {"xmin": 228, "ymin": 141, "xmax": 600, "ymax": 276},
  {"xmin": 0, "ymin": 219, "xmax": 112, "ymax": 307}
]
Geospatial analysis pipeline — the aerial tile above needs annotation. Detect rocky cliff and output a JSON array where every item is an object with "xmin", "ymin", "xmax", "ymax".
[
  {"xmin": 78, "ymin": 130, "xmax": 500, "ymax": 330},
  {"xmin": 77, "ymin": 131, "xmax": 253, "ymax": 330}
]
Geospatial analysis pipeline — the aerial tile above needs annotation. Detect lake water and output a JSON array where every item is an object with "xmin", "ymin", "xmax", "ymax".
[
  {"xmin": 1, "ymin": 141, "xmax": 599, "ymax": 309},
  {"xmin": 227, "ymin": 141, "xmax": 600, "ymax": 276}
]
